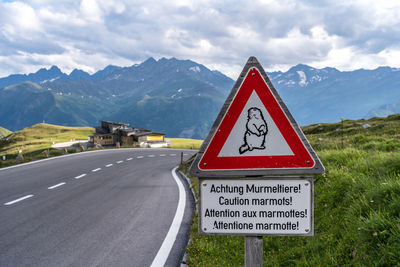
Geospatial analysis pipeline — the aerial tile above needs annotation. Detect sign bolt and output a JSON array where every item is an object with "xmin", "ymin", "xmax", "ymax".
[
  {"xmin": 306, "ymin": 160, "xmax": 311, "ymax": 164},
  {"xmin": 203, "ymin": 183, "xmax": 207, "ymax": 187},
  {"xmin": 305, "ymin": 229, "xmax": 309, "ymax": 232},
  {"xmin": 204, "ymin": 228, "xmax": 207, "ymax": 231},
  {"xmin": 252, "ymin": 72, "xmax": 255, "ymax": 76},
  {"xmin": 203, "ymin": 163, "xmax": 207, "ymax": 166}
]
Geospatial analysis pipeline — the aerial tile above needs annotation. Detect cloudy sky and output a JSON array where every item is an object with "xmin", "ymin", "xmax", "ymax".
[{"xmin": 1, "ymin": 0, "xmax": 400, "ymax": 78}]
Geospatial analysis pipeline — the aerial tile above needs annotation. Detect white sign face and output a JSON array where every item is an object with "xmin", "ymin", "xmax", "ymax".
[
  {"xmin": 218, "ymin": 90, "xmax": 294, "ymax": 157},
  {"xmin": 200, "ymin": 178, "xmax": 313, "ymax": 235}
]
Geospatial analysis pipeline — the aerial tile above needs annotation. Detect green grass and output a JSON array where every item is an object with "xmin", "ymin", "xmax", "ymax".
[
  {"xmin": 0, "ymin": 123, "xmax": 93, "ymax": 155},
  {"xmin": 166, "ymin": 138, "xmax": 203, "ymax": 149},
  {"xmin": 0, "ymin": 123, "xmax": 203, "ymax": 168},
  {"xmin": 0, "ymin": 126, "xmax": 12, "ymax": 138},
  {"xmin": 0, "ymin": 123, "xmax": 94, "ymax": 168},
  {"xmin": 180, "ymin": 114, "xmax": 400, "ymax": 266}
]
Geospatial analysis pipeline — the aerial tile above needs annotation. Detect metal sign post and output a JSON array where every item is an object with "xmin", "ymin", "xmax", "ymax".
[
  {"xmin": 189, "ymin": 57, "xmax": 324, "ymax": 266},
  {"xmin": 245, "ymin": 236, "xmax": 263, "ymax": 267}
]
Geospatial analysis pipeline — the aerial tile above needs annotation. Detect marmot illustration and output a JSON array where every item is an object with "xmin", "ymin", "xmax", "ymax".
[{"xmin": 239, "ymin": 107, "xmax": 268, "ymax": 154}]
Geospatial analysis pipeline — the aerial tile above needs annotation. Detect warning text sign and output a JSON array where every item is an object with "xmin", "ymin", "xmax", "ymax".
[{"xmin": 199, "ymin": 178, "xmax": 313, "ymax": 236}]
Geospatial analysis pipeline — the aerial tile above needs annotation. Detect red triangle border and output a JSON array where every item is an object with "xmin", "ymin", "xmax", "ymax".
[
  {"xmin": 198, "ymin": 67, "xmax": 314, "ymax": 170},
  {"xmin": 189, "ymin": 57, "xmax": 324, "ymax": 176}
]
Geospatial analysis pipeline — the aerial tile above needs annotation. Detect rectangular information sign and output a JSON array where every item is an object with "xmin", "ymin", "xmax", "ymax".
[{"xmin": 199, "ymin": 177, "xmax": 313, "ymax": 236}]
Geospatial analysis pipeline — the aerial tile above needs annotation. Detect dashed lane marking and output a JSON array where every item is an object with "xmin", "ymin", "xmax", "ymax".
[
  {"xmin": 75, "ymin": 174, "xmax": 87, "ymax": 179},
  {"xmin": 4, "ymin": 195, "xmax": 34, "ymax": 206},
  {"xmin": 48, "ymin": 182, "xmax": 66, "ymax": 190},
  {"xmin": 3, "ymin": 151, "xmax": 192, "ymax": 207}
]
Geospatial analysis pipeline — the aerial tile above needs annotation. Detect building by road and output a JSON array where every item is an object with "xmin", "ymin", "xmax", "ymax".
[{"xmin": 89, "ymin": 121, "xmax": 167, "ymax": 148}]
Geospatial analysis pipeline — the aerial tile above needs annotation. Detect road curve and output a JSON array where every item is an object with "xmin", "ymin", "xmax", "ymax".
[{"xmin": 0, "ymin": 148, "xmax": 195, "ymax": 267}]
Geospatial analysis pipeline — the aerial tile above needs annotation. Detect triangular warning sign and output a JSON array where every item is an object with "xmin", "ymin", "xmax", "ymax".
[{"xmin": 189, "ymin": 57, "xmax": 324, "ymax": 177}]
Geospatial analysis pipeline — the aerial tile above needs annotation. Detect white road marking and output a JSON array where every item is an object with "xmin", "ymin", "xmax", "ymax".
[
  {"xmin": 170, "ymin": 154, "xmax": 176, "ymax": 156},
  {"xmin": 183, "ymin": 153, "xmax": 189, "ymax": 156},
  {"xmin": 4, "ymin": 195, "xmax": 34, "ymax": 206},
  {"xmin": 92, "ymin": 168, "xmax": 101, "ymax": 172},
  {"xmin": 150, "ymin": 167, "xmax": 186, "ymax": 267},
  {"xmin": 160, "ymin": 154, "xmax": 166, "ymax": 156},
  {"xmin": 75, "ymin": 174, "xmax": 87, "ymax": 179},
  {"xmin": 105, "ymin": 164, "xmax": 113, "ymax": 167},
  {"xmin": 48, "ymin": 182, "xmax": 66, "ymax": 190},
  {"xmin": 148, "ymin": 155, "xmax": 155, "ymax": 157},
  {"xmin": 0, "ymin": 149, "xmax": 127, "ymax": 171},
  {"xmin": 137, "ymin": 156, "xmax": 144, "ymax": 159},
  {"xmin": 127, "ymin": 158, "xmax": 133, "ymax": 161},
  {"xmin": 116, "ymin": 160, "xmax": 123, "ymax": 164},
  {"xmin": 0, "ymin": 149, "xmax": 194, "ymax": 172}
]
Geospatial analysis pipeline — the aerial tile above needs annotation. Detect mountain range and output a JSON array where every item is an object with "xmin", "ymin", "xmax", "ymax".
[
  {"xmin": 268, "ymin": 64, "xmax": 400, "ymax": 125},
  {"xmin": 0, "ymin": 58, "xmax": 233, "ymax": 138},
  {"xmin": 0, "ymin": 58, "xmax": 399, "ymax": 139}
]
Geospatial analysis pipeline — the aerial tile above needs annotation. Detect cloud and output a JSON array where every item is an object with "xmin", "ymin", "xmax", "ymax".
[
  {"xmin": 1, "ymin": 1, "xmax": 41, "ymax": 35},
  {"xmin": 0, "ymin": 0, "xmax": 400, "ymax": 78},
  {"xmin": 80, "ymin": 0, "xmax": 103, "ymax": 23}
]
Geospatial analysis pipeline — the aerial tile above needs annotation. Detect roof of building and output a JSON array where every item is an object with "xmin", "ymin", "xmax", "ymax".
[
  {"xmin": 120, "ymin": 127, "xmax": 151, "ymax": 133},
  {"xmin": 133, "ymin": 132, "xmax": 165, "ymax": 137},
  {"xmin": 119, "ymin": 127, "xmax": 134, "ymax": 132},
  {"xmin": 101, "ymin": 120, "xmax": 130, "ymax": 127},
  {"xmin": 93, "ymin": 133, "xmax": 114, "ymax": 136},
  {"xmin": 95, "ymin": 121, "xmax": 164, "ymax": 137}
]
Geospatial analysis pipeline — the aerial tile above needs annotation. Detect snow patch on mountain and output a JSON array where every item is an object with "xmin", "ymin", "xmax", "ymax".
[
  {"xmin": 40, "ymin": 77, "xmax": 60, "ymax": 84},
  {"xmin": 189, "ymin": 66, "xmax": 200, "ymax": 72},
  {"xmin": 297, "ymin": 71, "xmax": 307, "ymax": 86},
  {"xmin": 310, "ymin": 75, "xmax": 326, "ymax": 82}
]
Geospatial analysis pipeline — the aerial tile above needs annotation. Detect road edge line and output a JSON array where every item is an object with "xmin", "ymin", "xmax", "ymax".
[
  {"xmin": 150, "ymin": 166, "xmax": 186, "ymax": 267},
  {"xmin": 176, "ymin": 169, "xmax": 197, "ymax": 267}
]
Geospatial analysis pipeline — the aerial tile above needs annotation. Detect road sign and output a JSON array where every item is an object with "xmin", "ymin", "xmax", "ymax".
[
  {"xmin": 199, "ymin": 178, "xmax": 313, "ymax": 236},
  {"xmin": 189, "ymin": 57, "xmax": 324, "ymax": 177}
]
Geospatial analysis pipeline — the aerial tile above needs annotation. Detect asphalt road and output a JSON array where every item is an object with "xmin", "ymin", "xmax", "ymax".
[{"xmin": 0, "ymin": 148, "xmax": 196, "ymax": 267}]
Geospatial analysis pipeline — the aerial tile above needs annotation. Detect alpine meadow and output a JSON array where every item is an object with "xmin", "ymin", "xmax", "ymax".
[{"xmin": 181, "ymin": 114, "xmax": 400, "ymax": 266}]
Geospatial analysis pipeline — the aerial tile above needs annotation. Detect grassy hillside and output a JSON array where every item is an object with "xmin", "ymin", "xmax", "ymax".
[
  {"xmin": 166, "ymin": 138, "xmax": 203, "ymax": 150},
  {"xmin": 0, "ymin": 123, "xmax": 201, "ymax": 168},
  {"xmin": 0, "ymin": 126, "xmax": 12, "ymax": 138},
  {"xmin": 0, "ymin": 123, "xmax": 94, "ymax": 157},
  {"xmin": 181, "ymin": 114, "xmax": 400, "ymax": 266}
]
